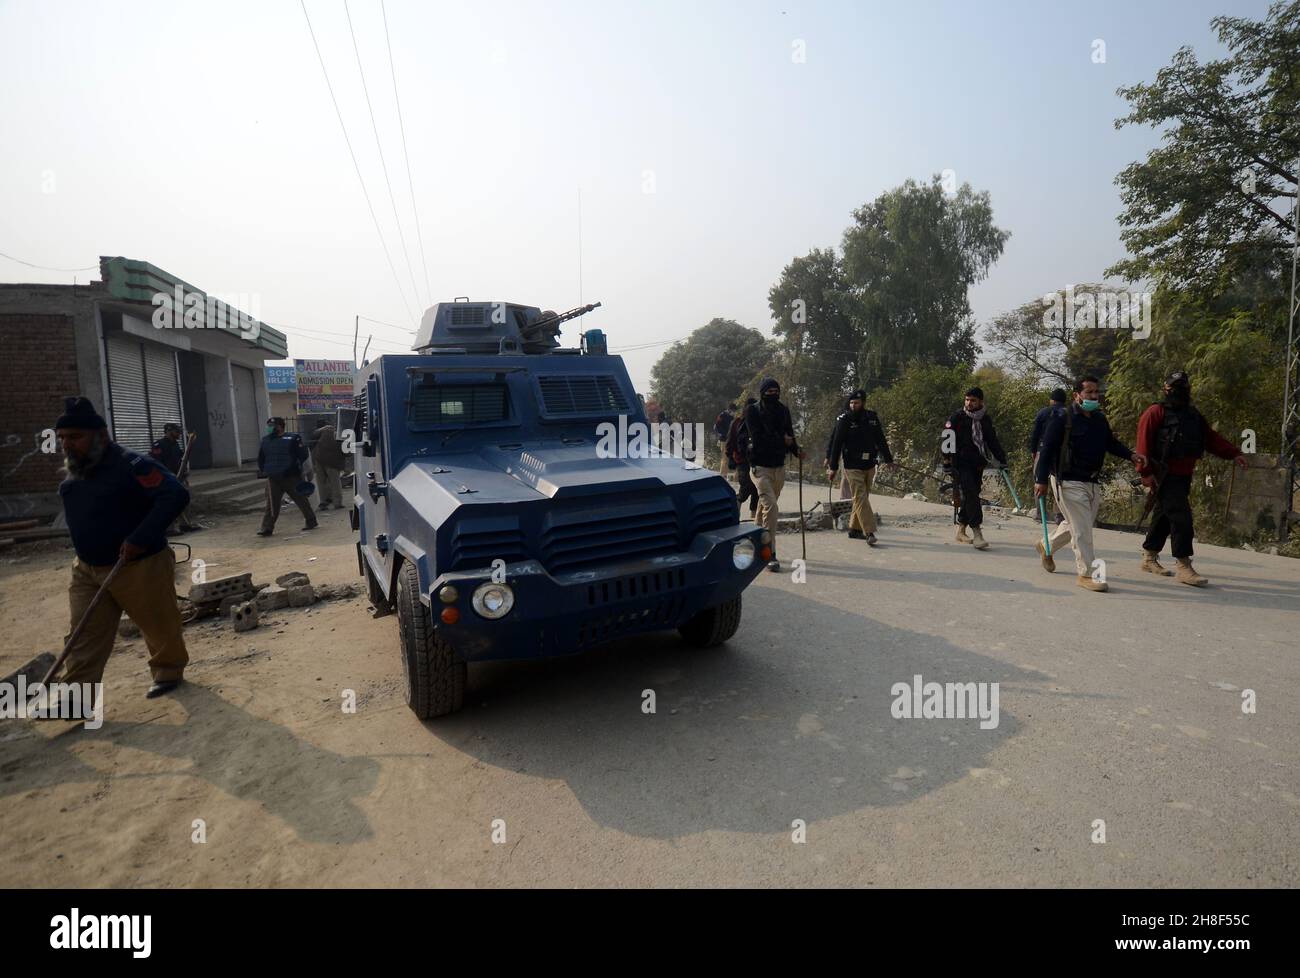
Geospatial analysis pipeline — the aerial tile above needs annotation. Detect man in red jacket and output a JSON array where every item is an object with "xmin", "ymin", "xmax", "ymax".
[{"xmin": 1135, "ymin": 371, "xmax": 1248, "ymax": 586}]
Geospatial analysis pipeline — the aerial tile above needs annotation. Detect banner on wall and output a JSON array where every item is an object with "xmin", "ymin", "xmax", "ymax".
[{"xmin": 294, "ymin": 359, "xmax": 355, "ymax": 414}]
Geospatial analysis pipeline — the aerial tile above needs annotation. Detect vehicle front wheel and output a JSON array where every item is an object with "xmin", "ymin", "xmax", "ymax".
[
  {"xmin": 678, "ymin": 595, "xmax": 742, "ymax": 648},
  {"xmin": 396, "ymin": 561, "xmax": 466, "ymax": 718}
]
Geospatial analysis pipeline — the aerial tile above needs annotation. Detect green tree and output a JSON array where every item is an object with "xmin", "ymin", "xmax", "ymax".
[
  {"xmin": 1108, "ymin": 1, "xmax": 1300, "ymax": 291},
  {"xmin": 767, "ymin": 247, "xmax": 858, "ymax": 399},
  {"xmin": 841, "ymin": 176, "xmax": 1008, "ymax": 382},
  {"xmin": 649, "ymin": 318, "xmax": 773, "ymax": 427}
]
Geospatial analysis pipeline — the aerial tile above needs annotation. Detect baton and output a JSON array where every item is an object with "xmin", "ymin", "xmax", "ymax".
[
  {"xmin": 998, "ymin": 467, "xmax": 1024, "ymax": 512},
  {"xmin": 1038, "ymin": 496, "xmax": 1052, "ymax": 557},
  {"xmin": 42, "ymin": 555, "xmax": 128, "ymax": 685},
  {"xmin": 798, "ymin": 455, "xmax": 806, "ymax": 561}
]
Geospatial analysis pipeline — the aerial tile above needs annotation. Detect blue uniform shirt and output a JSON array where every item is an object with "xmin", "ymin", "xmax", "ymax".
[{"xmin": 59, "ymin": 443, "xmax": 190, "ymax": 566}]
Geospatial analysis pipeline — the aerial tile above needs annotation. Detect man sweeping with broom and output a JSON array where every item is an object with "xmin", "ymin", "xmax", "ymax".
[{"xmin": 54, "ymin": 397, "xmax": 191, "ymax": 702}]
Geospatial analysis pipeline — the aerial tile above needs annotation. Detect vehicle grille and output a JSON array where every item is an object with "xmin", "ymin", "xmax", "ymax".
[
  {"xmin": 448, "ymin": 523, "xmax": 528, "ymax": 570},
  {"xmin": 450, "ymin": 305, "xmax": 486, "ymax": 326},
  {"xmin": 577, "ymin": 593, "xmax": 688, "ymax": 647},
  {"xmin": 537, "ymin": 375, "xmax": 629, "ymax": 416},
  {"xmin": 585, "ymin": 567, "xmax": 687, "ymax": 607},
  {"xmin": 541, "ymin": 497, "xmax": 678, "ymax": 573},
  {"xmin": 683, "ymin": 492, "xmax": 737, "ymax": 540}
]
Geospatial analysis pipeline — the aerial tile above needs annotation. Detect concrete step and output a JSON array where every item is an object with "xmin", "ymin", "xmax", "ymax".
[{"xmin": 189, "ymin": 472, "xmax": 258, "ymax": 493}]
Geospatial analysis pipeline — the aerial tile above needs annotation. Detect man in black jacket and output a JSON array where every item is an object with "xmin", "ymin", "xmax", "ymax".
[
  {"xmin": 257, "ymin": 417, "xmax": 317, "ymax": 536},
  {"xmin": 713, "ymin": 403, "xmax": 736, "ymax": 480},
  {"xmin": 725, "ymin": 397, "xmax": 759, "ymax": 520},
  {"xmin": 1027, "ymin": 390, "xmax": 1067, "ymax": 527},
  {"xmin": 940, "ymin": 387, "xmax": 1007, "ymax": 550},
  {"xmin": 151, "ymin": 422, "xmax": 197, "ymax": 533},
  {"xmin": 1034, "ymin": 376, "xmax": 1147, "ymax": 591},
  {"xmin": 826, "ymin": 390, "xmax": 894, "ymax": 545},
  {"xmin": 744, "ymin": 378, "xmax": 803, "ymax": 572},
  {"xmin": 55, "ymin": 397, "xmax": 191, "ymax": 700}
]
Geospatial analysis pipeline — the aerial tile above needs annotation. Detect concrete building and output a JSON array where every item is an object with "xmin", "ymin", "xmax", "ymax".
[{"xmin": 0, "ymin": 256, "xmax": 288, "ymax": 517}]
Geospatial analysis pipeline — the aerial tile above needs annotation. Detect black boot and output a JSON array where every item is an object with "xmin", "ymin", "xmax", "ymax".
[{"xmin": 146, "ymin": 679, "xmax": 183, "ymax": 699}]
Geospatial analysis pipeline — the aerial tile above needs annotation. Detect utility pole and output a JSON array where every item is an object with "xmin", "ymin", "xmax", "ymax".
[{"xmin": 1283, "ymin": 155, "xmax": 1300, "ymax": 542}]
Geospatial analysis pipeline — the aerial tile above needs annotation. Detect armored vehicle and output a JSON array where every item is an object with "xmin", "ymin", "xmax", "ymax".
[{"xmin": 350, "ymin": 300, "xmax": 770, "ymax": 718}]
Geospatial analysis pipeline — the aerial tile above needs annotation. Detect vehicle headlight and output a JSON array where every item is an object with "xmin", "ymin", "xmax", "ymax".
[
  {"xmin": 732, "ymin": 538, "xmax": 755, "ymax": 570},
  {"xmin": 472, "ymin": 582, "xmax": 514, "ymax": 620}
]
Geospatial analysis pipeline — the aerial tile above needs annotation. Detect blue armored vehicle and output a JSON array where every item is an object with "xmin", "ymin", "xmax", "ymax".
[{"xmin": 350, "ymin": 300, "xmax": 769, "ymax": 718}]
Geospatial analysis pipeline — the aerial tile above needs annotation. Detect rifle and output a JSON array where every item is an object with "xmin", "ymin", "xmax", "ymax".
[
  {"xmin": 1134, "ymin": 404, "xmax": 1177, "ymax": 533},
  {"xmin": 1133, "ymin": 460, "xmax": 1167, "ymax": 533}
]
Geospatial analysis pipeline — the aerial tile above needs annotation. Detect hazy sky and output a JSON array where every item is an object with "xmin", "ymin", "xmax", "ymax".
[{"xmin": 0, "ymin": 0, "xmax": 1269, "ymax": 390}]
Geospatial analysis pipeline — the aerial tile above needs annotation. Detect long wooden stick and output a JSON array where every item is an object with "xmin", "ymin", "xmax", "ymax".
[
  {"xmin": 798, "ymin": 455, "xmax": 806, "ymax": 561},
  {"xmin": 1223, "ymin": 463, "xmax": 1238, "ymax": 525},
  {"xmin": 41, "ymin": 555, "xmax": 127, "ymax": 685}
]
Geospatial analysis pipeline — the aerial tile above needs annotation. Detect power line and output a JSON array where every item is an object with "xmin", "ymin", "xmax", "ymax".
[
  {"xmin": 359, "ymin": 314, "xmax": 413, "ymax": 332},
  {"xmin": 382, "ymin": 0, "xmax": 433, "ymax": 310},
  {"xmin": 299, "ymin": 0, "xmax": 416, "ymax": 328},
  {"xmin": 0, "ymin": 251, "xmax": 97, "ymax": 272},
  {"xmin": 345, "ymin": 0, "xmax": 423, "ymax": 316}
]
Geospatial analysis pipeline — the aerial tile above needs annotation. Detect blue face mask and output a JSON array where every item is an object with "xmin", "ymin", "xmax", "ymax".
[{"xmin": 1081, "ymin": 399, "xmax": 1100, "ymax": 412}]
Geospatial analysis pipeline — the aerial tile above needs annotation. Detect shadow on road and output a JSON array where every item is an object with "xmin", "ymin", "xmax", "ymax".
[
  {"xmin": 429, "ymin": 586, "xmax": 1057, "ymax": 840},
  {"xmin": 0, "ymin": 683, "xmax": 379, "ymax": 844}
]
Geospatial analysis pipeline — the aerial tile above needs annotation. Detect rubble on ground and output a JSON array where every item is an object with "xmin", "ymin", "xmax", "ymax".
[
  {"xmin": 179, "ymin": 569, "xmax": 361, "ymax": 632},
  {"xmin": 231, "ymin": 600, "xmax": 259, "ymax": 632}
]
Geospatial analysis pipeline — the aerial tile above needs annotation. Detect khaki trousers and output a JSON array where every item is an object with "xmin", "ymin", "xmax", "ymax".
[
  {"xmin": 60, "ymin": 548, "xmax": 189, "ymax": 687},
  {"xmin": 717, "ymin": 441, "xmax": 729, "ymax": 478},
  {"xmin": 844, "ymin": 467, "xmax": 877, "ymax": 533},
  {"xmin": 317, "ymin": 464, "xmax": 344, "ymax": 507},
  {"xmin": 751, "ymin": 465, "xmax": 785, "ymax": 541},
  {"xmin": 1046, "ymin": 475, "xmax": 1072, "ymax": 550},
  {"xmin": 1050, "ymin": 479, "xmax": 1101, "ymax": 577}
]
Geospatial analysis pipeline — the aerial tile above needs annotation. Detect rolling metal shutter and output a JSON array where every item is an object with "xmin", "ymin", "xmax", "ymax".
[
  {"xmin": 231, "ymin": 364, "xmax": 261, "ymax": 462},
  {"xmin": 144, "ymin": 343, "xmax": 182, "ymax": 435},
  {"xmin": 105, "ymin": 335, "xmax": 151, "ymax": 452}
]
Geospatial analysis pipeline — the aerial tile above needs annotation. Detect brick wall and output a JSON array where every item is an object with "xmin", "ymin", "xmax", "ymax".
[{"xmin": 0, "ymin": 313, "xmax": 82, "ymax": 494}]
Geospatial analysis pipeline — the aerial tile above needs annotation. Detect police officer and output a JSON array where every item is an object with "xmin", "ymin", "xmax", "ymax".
[
  {"xmin": 1135, "ymin": 371, "xmax": 1247, "ymax": 586},
  {"xmin": 744, "ymin": 378, "xmax": 803, "ymax": 572},
  {"xmin": 1033, "ymin": 376, "xmax": 1147, "ymax": 591},
  {"xmin": 1028, "ymin": 390, "xmax": 1067, "ymax": 527},
  {"xmin": 725, "ymin": 397, "xmax": 759, "ymax": 520},
  {"xmin": 309, "ymin": 419, "xmax": 346, "ymax": 511},
  {"xmin": 55, "ymin": 397, "xmax": 191, "ymax": 699},
  {"xmin": 940, "ymin": 387, "xmax": 1008, "ymax": 550},
  {"xmin": 825, "ymin": 390, "xmax": 895, "ymax": 545},
  {"xmin": 256, "ymin": 417, "xmax": 318, "ymax": 536},
  {"xmin": 713, "ymin": 403, "xmax": 736, "ymax": 479},
  {"xmin": 151, "ymin": 422, "xmax": 196, "ymax": 533}
]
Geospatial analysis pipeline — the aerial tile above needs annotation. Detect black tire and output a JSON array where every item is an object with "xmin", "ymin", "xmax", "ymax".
[
  {"xmin": 396, "ymin": 561, "xmax": 466, "ymax": 718},
  {"xmin": 678, "ymin": 595, "xmax": 742, "ymax": 648}
]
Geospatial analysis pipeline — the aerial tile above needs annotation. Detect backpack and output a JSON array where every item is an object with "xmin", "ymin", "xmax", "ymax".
[
  {"xmin": 1158, "ymin": 405, "xmax": 1205, "ymax": 461},
  {"xmin": 725, "ymin": 415, "xmax": 748, "ymax": 464}
]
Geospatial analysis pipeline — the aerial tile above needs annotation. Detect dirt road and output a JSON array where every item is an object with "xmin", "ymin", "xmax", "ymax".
[{"xmin": 1, "ymin": 490, "xmax": 1297, "ymax": 887}]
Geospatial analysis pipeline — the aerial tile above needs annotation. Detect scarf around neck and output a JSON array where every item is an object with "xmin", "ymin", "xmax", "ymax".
[{"xmin": 964, "ymin": 406, "xmax": 990, "ymax": 461}]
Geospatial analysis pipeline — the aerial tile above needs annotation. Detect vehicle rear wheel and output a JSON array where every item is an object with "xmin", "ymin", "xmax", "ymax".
[
  {"xmin": 396, "ymin": 561, "xmax": 466, "ymax": 718},
  {"xmin": 678, "ymin": 595, "xmax": 742, "ymax": 648}
]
